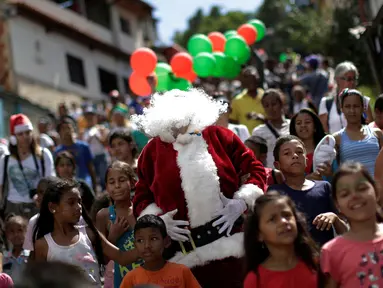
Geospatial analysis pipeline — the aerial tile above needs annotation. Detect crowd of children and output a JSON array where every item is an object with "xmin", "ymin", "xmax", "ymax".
[{"xmin": 2, "ymin": 58, "xmax": 383, "ymax": 288}]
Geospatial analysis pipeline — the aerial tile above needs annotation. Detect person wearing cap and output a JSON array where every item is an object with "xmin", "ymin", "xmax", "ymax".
[
  {"xmin": 82, "ymin": 106, "xmax": 109, "ymax": 190},
  {"xmin": 213, "ymin": 92, "xmax": 250, "ymax": 142},
  {"xmin": 110, "ymin": 104, "xmax": 149, "ymax": 153},
  {"xmin": 0, "ymin": 114, "xmax": 55, "ymax": 219}
]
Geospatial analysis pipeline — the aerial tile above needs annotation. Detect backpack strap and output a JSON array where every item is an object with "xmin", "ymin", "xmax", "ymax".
[
  {"xmin": 325, "ymin": 96, "xmax": 333, "ymax": 113},
  {"xmin": 1, "ymin": 154, "xmax": 10, "ymax": 219},
  {"xmin": 40, "ymin": 148, "xmax": 45, "ymax": 177}
]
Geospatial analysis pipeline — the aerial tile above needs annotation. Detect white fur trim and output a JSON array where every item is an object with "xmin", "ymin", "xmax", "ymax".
[
  {"xmin": 169, "ymin": 232, "xmax": 244, "ymax": 268},
  {"xmin": 233, "ymin": 183, "xmax": 264, "ymax": 208},
  {"xmin": 138, "ymin": 203, "xmax": 164, "ymax": 219},
  {"xmin": 14, "ymin": 123, "xmax": 33, "ymax": 134},
  {"xmin": 173, "ymin": 135, "xmax": 223, "ymax": 228},
  {"xmin": 9, "ymin": 135, "xmax": 17, "ymax": 145}
]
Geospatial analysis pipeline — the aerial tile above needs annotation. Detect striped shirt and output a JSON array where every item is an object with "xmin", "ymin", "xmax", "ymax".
[{"xmin": 339, "ymin": 125, "xmax": 379, "ymax": 176}]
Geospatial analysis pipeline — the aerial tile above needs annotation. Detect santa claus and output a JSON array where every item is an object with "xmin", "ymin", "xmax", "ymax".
[{"xmin": 132, "ymin": 89, "xmax": 266, "ymax": 288}]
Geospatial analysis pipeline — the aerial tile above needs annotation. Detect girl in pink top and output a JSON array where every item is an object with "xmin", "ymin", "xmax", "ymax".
[
  {"xmin": 321, "ymin": 162, "xmax": 383, "ymax": 288},
  {"xmin": 243, "ymin": 191, "xmax": 318, "ymax": 288}
]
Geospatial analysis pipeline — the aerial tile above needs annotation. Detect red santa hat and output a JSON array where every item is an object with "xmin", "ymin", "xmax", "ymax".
[{"xmin": 9, "ymin": 114, "xmax": 33, "ymax": 145}]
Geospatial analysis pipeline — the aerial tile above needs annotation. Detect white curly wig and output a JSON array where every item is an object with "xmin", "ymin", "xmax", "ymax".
[{"xmin": 131, "ymin": 88, "xmax": 227, "ymax": 143}]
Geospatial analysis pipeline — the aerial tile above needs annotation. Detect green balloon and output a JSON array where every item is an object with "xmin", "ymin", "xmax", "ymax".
[
  {"xmin": 170, "ymin": 76, "xmax": 191, "ymax": 91},
  {"xmin": 279, "ymin": 52, "xmax": 288, "ymax": 63},
  {"xmin": 193, "ymin": 52, "xmax": 216, "ymax": 78},
  {"xmin": 224, "ymin": 56, "xmax": 241, "ymax": 79},
  {"xmin": 212, "ymin": 52, "xmax": 226, "ymax": 78},
  {"xmin": 187, "ymin": 34, "xmax": 213, "ymax": 57},
  {"xmin": 248, "ymin": 19, "xmax": 266, "ymax": 41},
  {"xmin": 224, "ymin": 35, "xmax": 251, "ymax": 65},
  {"xmin": 155, "ymin": 63, "xmax": 172, "ymax": 92},
  {"xmin": 224, "ymin": 30, "xmax": 237, "ymax": 39}
]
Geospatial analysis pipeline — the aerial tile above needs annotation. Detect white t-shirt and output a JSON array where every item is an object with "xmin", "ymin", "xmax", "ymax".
[
  {"xmin": 23, "ymin": 213, "xmax": 86, "ymax": 251},
  {"xmin": 228, "ymin": 123, "xmax": 250, "ymax": 142},
  {"xmin": 252, "ymin": 120, "xmax": 291, "ymax": 168},
  {"xmin": 82, "ymin": 127, "xmax": 105, "ymax": 156},
  {"xmin": 0, "ymin": 149, "xmax": 55, "ymax": 203},
  {"xmin": 39, "ymin": 133, "xmax": 54, "ymax": 149},
  {"xmin": 293, "ymin": 99, "xmax": 310, "ymax": 115},
  {"xmin": 319, "ymin": 95, "xmax": 370, "ymax": 134}
]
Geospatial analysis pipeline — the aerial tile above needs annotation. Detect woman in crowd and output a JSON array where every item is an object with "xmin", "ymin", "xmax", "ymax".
[
  {"xmin": 318, "ymin": 61, "xmax": 373, "ymax": 133},
  {"xmin": 0, "ymin": 114, "xmax": 54, "ymax": 219},
  {"xmin": 252, "ymin": 89, "xmax": 290, "ymax": 168}
]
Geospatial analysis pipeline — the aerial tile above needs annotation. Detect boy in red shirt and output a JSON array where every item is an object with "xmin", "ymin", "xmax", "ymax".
[{"xmin": 120, "ymin": 215, "xmax": 201, "ymax": 288}]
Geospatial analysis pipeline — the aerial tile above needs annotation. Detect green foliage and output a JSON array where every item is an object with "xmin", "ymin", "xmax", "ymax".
[{"xmin": 172, "ymin": 0, "xmax": 374, "ymax": 87}]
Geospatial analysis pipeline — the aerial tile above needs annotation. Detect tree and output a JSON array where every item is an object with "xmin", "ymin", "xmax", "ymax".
[{"xmin": 173, "ymin": 5, "xmax": 253, "ymax": 47}]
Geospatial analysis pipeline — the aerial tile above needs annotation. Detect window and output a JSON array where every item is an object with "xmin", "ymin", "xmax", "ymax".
[
  {"xmin": 98, "ymin": 68, "xmax": 118, "ymax": 94},
  {"xmin": 66, "ymin": 54, "xmax": 86, "ymax": 87},
  {"xmin": 120, "ymin": 17, "xmax": 131, "ymax": 35},
  {"xmin": 84, "ymin": 0, "xmax": 111, "ymax": 29},
  {"xmin": 53, "ymin": 0, "xmax": 81, "ymax": 14}
]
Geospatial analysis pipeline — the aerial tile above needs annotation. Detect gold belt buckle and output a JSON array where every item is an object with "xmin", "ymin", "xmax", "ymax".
[{"xmin": 179, "ymin": 234, "xmax": 197, "ymax": 255}]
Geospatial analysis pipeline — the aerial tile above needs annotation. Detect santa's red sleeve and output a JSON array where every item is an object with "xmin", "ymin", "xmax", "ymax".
[
  {"xmin": 216, "ymin": 126, "xmax": 266, "ymax": 207},
  {"xmin": 132, "ymin": 139, "xmax": 163, "ymax": 218}
]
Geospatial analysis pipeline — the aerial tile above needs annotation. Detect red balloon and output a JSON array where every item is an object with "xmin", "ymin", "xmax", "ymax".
[
  {"xmin": 237, "ymin": 24, "xmax": 258, "ymax": 45},
  {"xmin": 130, "ymin": 48, "xmax": 157, "ymax": 76},
  {"xmin": 208, "ymin": 32, "xmax": 226, "ymax": 52},
  {"xmin": 170, "ymin": 52, "xmax": 193, "ymax": 75},
  {"xmin": 129, "ymin": 71, "xmax": 156, "ymax": 96},
  {"xmin": 177, "ymin": 70, "xmax": 197, "ymax": 83}
]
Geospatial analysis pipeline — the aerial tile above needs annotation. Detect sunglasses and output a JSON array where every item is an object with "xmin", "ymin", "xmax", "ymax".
[{"xmin": 340, "ymin": 76, "xmax": 358, "ymax": 83}]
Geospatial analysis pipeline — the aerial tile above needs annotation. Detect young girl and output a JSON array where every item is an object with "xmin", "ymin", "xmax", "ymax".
[
  {"xmin": 55, "ymin": 151, "xmax": 95, "ymax": 213},
  {"xmin": 333, "ymin": 89, "xmax": 382, "ymax": 176},
  {"xmin": 96, "ymin": 161, "xmax": 142, "ymax": 288},
  {"xmin": 109, "ymin": 131, "xmax": 139, "ymax": 175},
  {"xmin": 321, "ymin": 162, "xmax": 383, "ymax": 288},
  {"xmin": 290, "ymin": 108, "xmax": 328, "ymax": 177},
  {"xmin": 32, "ymin": 178, "xmax": 140, "ymax": 286},
  {"xmin": 244, "ymin": 191, "xmax": 318, "ymax": 288}
]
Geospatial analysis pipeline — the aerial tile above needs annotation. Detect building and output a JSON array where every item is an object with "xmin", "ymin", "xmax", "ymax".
[{"xmin": 0, "ymin": 0, "xmax": 158, "ymax": 123}]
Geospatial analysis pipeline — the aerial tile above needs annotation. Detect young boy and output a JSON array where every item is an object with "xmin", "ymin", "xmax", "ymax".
[
  {"xmin": 120, "ymin": 214, "xmax": 201, "ymax": 288},
  {"xmin": 23, "ymin": 177, "xmax": 57, "ymax": 256},
  {"xmin": 369, "ymin": 94, "xmax": 383, "ymax": 130},
  {"xmin": 244, "ymin": 135, "xmax": 283, "ymax": 187},
  {"xmin": 269, "ymin": 135, "xmax": 347, "ymax": 246},
  {"xmin": 3, "ymin": 215, "xmax": 29, "ymax": 280}
]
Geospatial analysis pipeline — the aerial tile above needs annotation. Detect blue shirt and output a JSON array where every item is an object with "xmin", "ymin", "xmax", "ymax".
[
  {"xmin": 108, "ymin": 205, "xmax": 142, "ymax": 287},
  {"xmin": 268, "ymin": 180, "xmax": 335, "ymax": 246},
  {"xmin": 55, "ymin": 141, "xmax": 94, "ymax": 181}
]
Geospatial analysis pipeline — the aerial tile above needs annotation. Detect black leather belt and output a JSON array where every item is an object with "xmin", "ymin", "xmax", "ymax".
[{"xmin": 163, "ymin": 216, "xmax": 244, "ymax": 259}]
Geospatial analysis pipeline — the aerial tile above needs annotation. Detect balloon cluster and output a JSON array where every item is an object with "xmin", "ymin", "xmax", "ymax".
[
  {"xmin": 129, "ymin": 19, "xmax": 266, "ymax": 95},
  {"xmin": 185, "ymin": 19, "xmax": 266, "ymax": 79}
]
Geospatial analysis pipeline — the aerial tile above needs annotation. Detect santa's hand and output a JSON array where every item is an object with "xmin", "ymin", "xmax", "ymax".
[
  {"xmin": 160, "ymin": 209, "xmax": 190, "ymax": 242},
  {"xmin": 212, "ymin": 194, "xmax": 247, "ymax": 236}
]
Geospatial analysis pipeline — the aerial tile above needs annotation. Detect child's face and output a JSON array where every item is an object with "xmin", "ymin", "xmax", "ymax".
[
  {"xmin": 59, "ymin": 123, "xmax": 74, "ymax": 141},
  {"xmin": 6, "ymin": 222, "xmax": 26, "ymax": 247},
  {"xmin": 106, "ymin": 169, "xmax": 132, "ymax": 202},
  {"xmin": 294, "ymin": 113, "xmax": 314, "ymax": 141},
  {"xmin": 110, "ymin": 138, "xmax": 132, "ymax": 162},
  {"xmin": 258, "ymin": 198, "xmax": 298, "ymax": 246},
  {"xmin": 50, "ymin": 188, "xmax": 82, "ymax": 225},
  {"xmin": 293, "ymin": 90, "xmax": 305, "ymax": 102},
  {"xmin": 134, "ymin": 227, "xmax": 168, "ymax": 263},
  {"xmin": 335, "ymin": 172, "xmax": 378, "ymax": 222},
  {"xmin": 262, "ymin": 95, "xmax": 283, "ymax": 121},
  {"xmin": 275, "ymin": 140, "xmax": 306, "ymax": 175},
  {"xmin": 56, "ymin": 158, "xmax": 74, "ymax": 179}
]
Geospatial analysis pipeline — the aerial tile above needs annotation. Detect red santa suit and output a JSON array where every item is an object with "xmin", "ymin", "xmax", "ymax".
[{"xmin": 132, "ymin": 89, "xmax": 266, "ymax": 287}]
